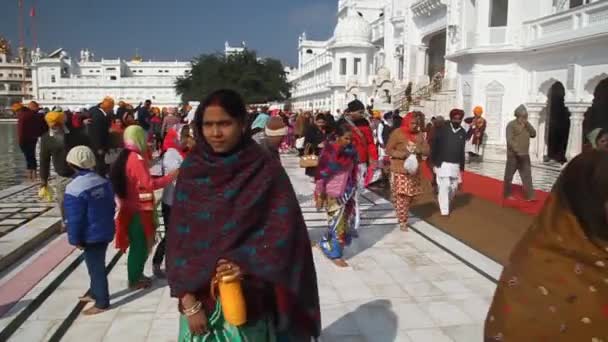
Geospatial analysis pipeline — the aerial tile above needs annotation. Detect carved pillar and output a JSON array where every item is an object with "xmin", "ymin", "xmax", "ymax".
[
  {"xmin": 526, "ymin": 103, "xmax": 544, "ymax": 163},
  {"xmin": 565, "ymin": 102, "xmax": 590, "ymax": 160}
]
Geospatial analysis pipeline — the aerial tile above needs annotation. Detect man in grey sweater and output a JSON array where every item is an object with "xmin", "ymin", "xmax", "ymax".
[{"xmin": 504, "ymin": 104, "xmax": 537, "ymax": 201}]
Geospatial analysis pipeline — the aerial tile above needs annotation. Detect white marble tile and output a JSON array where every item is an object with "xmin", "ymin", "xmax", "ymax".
[
  {"xmin": 103, "ymin": 312, "xmax": 154, "ymax": 342},
  {"xmin": 406, "ymin": 328, "xmax": 455, "ymax": 342},
  {"xmin": 453, "ymin": 297, "xmax": 492, "ymax": 321},
  {"xmin": 61, "ymin": 321, "xmax": 111, "ymax": 342},
  {"xmin": 419, "ymin": 301, "xmax": 474, "ymax": 326},
  {"xmin": 146, "ymin": 318, "xmax": 179, "ymax": 342},
  {"xmin": 431, "ymin": 280, "xmax": 475, "ymax": 295},
  {"xmin": 442, "ymin": 324, "xmax": 485, "ymax": 342},
  {"xmin": 400, "ymin": 280, "xmax": 444, "ymax": 298},
  {"xmin": 321, "ymin": 305, "xmax": 361, "ymax": 336},
  {"xmin": 393, "ymin": 303, "xmax": 436, "ymax": 330},
  {"xmin": 9, "ymin": 320, "xmax": 59, "ymax": 342}
]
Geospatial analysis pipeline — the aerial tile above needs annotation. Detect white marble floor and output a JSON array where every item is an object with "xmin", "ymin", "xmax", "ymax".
[{"xmin": 7, "ymin": 155, "xmax": 497, "ymax": 342}]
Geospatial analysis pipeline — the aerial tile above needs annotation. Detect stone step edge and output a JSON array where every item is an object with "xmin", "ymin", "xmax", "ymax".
[{"xmin": 0, "ymin": 218, "xmax": 62, "ymax": 274}]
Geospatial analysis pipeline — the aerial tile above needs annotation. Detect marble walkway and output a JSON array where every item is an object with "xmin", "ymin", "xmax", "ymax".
[{"xmin": 3, "ymin": 155, "xmax": 498, "ymax": 342}]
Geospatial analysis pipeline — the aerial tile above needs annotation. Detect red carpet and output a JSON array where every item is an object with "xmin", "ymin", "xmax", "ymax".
[{"xmin": 421, "ymin": 164, "xmax": 550, "ymax": 216}]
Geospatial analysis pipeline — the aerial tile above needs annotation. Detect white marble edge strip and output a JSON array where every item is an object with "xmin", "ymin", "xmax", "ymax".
[{"xmin": 409, "ymin": 217, "xmax": 503, "ymax": 281}]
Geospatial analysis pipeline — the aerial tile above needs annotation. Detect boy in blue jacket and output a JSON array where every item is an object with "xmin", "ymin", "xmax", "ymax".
[{"xmin": 64, "ymin": 145, "xmax": 116, "ymax": 315}]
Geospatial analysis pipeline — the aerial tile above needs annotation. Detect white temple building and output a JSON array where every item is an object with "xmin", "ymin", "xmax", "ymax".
[
  {"xmin": 30, "ymin": 48, "xmax": 191, "ymax": 109},
  {"xmin": 0, "ymin": 36, "xmax": 33, "ymax": 110},
  {"xmin": 289, "ymin": 0, "xmax": 608, "ymax": 163}
]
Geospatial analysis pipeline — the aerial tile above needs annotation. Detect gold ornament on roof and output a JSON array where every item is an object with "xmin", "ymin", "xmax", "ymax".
[
  {"xmin": 0, "ymin": 36, "xmax": 11, "ymax": 55},
  {"xmin": 131, "ymin": 48, "xmax": 143, "ymax": 62}
]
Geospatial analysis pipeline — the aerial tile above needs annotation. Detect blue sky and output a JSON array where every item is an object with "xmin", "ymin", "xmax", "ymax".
[{"xmin": 0, "ymin": 0, "xmax": 337, "ymax": 66}]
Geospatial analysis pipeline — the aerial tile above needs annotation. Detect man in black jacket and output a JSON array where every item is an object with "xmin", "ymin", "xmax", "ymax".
[
  {"xmin": 88, "ymin": 97, "xmax": 114, "ymax": 176},
  {"xmin": 137, "ymin": 99, "xmax": 152, "ymax": 133},
  {"xmin": 431, "ymin": 109, "xmax": 467, "ymax": 216}
]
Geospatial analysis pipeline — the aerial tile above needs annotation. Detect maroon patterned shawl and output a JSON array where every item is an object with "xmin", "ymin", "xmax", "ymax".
[{"xmin": 166, "ymin": 136, "xmax": 320, "ymax": 336}]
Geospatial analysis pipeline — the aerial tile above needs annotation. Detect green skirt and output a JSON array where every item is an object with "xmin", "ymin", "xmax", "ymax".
[{"xmin": 179, "ymin": 301, "xmax": 277, "ymax": 342}]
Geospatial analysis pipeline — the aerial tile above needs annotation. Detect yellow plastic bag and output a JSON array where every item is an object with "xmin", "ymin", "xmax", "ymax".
[{"xmin": 38, "ymin": 186, "xmax": 54, "ymax": 202}]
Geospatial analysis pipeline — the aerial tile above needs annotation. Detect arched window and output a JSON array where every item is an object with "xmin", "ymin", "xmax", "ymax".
[{"xmin": 485, "ymin": 81, "xmax": 505, "ymax": 142}]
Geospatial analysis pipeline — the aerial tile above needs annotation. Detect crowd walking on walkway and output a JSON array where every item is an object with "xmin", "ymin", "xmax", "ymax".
[{"xmin": 8, "ymin": 84, "xmax": 608, "ymax": 340}]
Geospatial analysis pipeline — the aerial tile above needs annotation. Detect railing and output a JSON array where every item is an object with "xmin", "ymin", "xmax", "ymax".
[
  {"xmin": 411, "ymin": 0, "xmax": 445, "ymax": 17},
  {"xmin": 524, "ymin": 0, "xmax": 608, "ymax": 45},
  {"xmin": 463, "ymin": 26, "xmax": 515, "ymax": 49},
  {"xmin": 392, "ymin": 73, "xmax": 447, "ymax": 111}
]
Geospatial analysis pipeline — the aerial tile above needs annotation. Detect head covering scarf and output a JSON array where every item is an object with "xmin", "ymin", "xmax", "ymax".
[
  {"xmin": 514, "ymin": 104, "xmax": 528, "ymax": 118},
  {"xmin": 400, "ymin": 112, "xmax": 418, "ymax": 142},
  {"xmin": 162, "ymin": 124, "xmax": 187, "ymax": 157},
  {"xmin": 123, "ymin": 125, "xmax": 147, "ymax": 154},
  {"xmin": 485, "ymin": 151, "xmax": 608, "ymax": 341},
  {"xmin": 251, "ymin": 112, "xmax": 270, "ymax": 130},
  {"xmin": 587, "ymin": 128, "xmax": 606, "ymax": 149},
  {"xmin": 167, "ymin": 114, "xmax": 320, "ymax": 337}
]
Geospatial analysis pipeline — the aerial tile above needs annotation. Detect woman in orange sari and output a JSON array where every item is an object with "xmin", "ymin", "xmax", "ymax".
[{"xmin": 485, "ymin": 150, "xmax": 608, "ymax": 341}]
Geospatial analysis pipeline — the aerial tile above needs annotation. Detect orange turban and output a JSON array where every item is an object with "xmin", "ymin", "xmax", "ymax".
[
  {"xmin": 11, "ymin": 102, "xmax": 24, "ymax": 112},
  {"xmin": 473, "ymin": 106, "xmax": 483, "ymax": 116},
  {"xmin": 45, "ymin": 111, "xmax": 65, "ymax": 127}
]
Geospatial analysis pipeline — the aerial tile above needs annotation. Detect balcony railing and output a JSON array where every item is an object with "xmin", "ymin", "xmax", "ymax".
[
  {"xmin": 371, "ymin": 20, "xmax": 385, "ymax": 42},
  {"xmin": 524, "ymin": 0, "xmax": 608, "ymax": 46},
  {"xmin": 463, "ymin": 26, "xmax": 517, "ymax": 49}
]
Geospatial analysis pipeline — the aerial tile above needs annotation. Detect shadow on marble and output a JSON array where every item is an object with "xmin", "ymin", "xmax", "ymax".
[
  {"xmin": 108, "ymin": 280, "xmax": 167, "ymax": 310},
  {"xmin": 410, "ymin": 193, "xmax": 473, "ymax": 221},
  {"xmin": 322, "ymin": 299, "xmax": 398, "ymax": 342}
]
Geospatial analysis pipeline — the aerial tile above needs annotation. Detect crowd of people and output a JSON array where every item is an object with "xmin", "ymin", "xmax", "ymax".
[{"xmin": 9, "ymin": 89, "xmax": 608, "ymax": 340}]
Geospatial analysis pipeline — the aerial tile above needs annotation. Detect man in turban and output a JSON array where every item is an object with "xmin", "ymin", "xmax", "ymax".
[
  {"xmin": 88, "ymin": 96, "xmax": 114, "ymax": 176},
  {"xmin": 464, "ymin": 106, "xmax": 487, "ymax": 160},
  {"xmin": 39, "ymin": 110, "xmax": 75, "ymax": 227},
  {"xmin": 430, "ymin": 108, "xmax": 467, "ymax": 216},
  {"xmin": 504, "ymin": 104, "xmax": 537, "ymax": 201}
]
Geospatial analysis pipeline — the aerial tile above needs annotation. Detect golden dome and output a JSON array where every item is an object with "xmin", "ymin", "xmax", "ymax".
[{"xmin": 0, "ymin": 36, "xmax": 10, "ymax": 55}]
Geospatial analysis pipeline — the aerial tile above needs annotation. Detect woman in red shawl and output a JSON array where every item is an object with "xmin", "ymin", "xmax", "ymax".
[
  {"xmin": 385, "ymin": 112, "xmax": 430, "ymax": 231},
  {"xmin": 109, "ymin": 125, "xmax": 178, "ymax": 289},
  {"xmin": 166, "ymin": 90, "xmax": 320, "ymax": 340}
]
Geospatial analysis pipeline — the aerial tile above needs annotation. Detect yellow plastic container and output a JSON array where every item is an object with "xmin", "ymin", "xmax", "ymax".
[{"xmin": 218, "ymin": 276, "xmax": 247, "ymax": 326}]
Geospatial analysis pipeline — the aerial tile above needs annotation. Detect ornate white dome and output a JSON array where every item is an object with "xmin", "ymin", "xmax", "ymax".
[{"xmin": 333, "ymin": 12, "xmax": 372, "ymax": 46}]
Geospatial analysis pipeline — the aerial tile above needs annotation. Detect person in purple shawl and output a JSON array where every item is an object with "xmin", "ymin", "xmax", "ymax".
[
  {"xmin": 314, "ymin": 123, "xmax": 358, "ymax": 267},
  {"xmin": 166, "ymin": 89, "xmax": 320, "ymax": 341}
]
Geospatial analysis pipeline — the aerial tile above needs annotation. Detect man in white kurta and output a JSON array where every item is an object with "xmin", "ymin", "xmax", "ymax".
[{"xmin": 431, "ymin": 109, "xmax": 467, "ymax": 216}]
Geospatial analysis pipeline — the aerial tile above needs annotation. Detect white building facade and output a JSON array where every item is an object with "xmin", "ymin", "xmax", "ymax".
[
  {"xmin": 31, "ymin": 49, "xmax": 191, "ymax": 109},
  {"xmin": 289, "ymin": 0, "xmax": 608, "ymax": 163},
  {"xmin": 0, "ymin": 37, "xmax": 33, "ymax": 110}
]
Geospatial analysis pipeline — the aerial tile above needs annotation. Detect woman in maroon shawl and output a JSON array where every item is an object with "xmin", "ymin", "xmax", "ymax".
[{"xmin": 166, "ymin": 89, "xmax": 320, "ymax": 341}]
